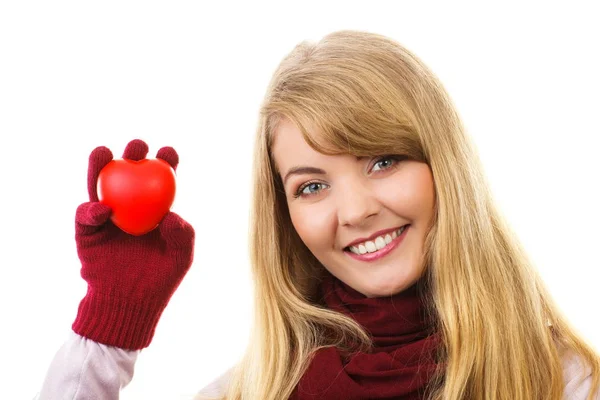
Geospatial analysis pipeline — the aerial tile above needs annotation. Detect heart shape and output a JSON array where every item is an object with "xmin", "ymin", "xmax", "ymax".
[{"xmin": 97, "ymin": 158, "xmax": 176, "ymax": 236}]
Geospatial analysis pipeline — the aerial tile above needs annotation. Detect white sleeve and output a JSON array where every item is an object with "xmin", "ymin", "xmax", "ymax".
[
  {"xmin": 36, "ymin": 332, "xmax": 140, "ymax": 400},
  {"xmin": 194, "ymin": 368, "xmax": 233, "ymax": 399},
  {"xmin": 562, "ymin": 349, "xmax": 600, "ymax": 400}
]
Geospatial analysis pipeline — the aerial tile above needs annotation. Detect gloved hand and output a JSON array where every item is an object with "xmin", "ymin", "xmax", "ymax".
[{"xmin": 71, "ymin": 139, "xmax": 195, "ymax": 350}]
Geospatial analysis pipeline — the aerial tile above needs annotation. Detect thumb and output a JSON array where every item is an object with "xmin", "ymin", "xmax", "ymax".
[
  {"xmin": 158, "ymin": 212, "xmax": 195, "ymax": 250},
  {"xmin": 75, "ymin": 202, "xmax": 113, "ymax": 236}
]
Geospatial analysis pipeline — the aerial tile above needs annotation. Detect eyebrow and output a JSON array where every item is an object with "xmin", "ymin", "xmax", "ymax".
[{"xmin": 283, "ymin": 166, "xmax": 326, "ymax": 185}]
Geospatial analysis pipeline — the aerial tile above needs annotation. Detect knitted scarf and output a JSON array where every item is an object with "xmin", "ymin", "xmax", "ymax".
[{"xmin": 291, "ymin": 272, "xmax": 442, "ymax": 399}]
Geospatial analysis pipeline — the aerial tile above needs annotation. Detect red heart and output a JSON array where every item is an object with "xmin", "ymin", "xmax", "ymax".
[{"xmin": 97, "ymin": 158, "xmax": 176, "ymax": 236}]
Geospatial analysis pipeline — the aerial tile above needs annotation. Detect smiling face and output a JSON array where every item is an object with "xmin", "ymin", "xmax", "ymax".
[{"xmin": 271, "ymin": 118, "xmax": 436, "ymax": 298}]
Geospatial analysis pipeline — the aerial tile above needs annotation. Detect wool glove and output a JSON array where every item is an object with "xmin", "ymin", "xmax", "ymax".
[{"xmin": 72, "ymin": 139, "xmax": 195, "ymax": 350}]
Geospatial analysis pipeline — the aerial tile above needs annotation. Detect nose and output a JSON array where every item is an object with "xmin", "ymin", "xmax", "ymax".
[{"xmin": 335, "ymin": 180, "xmax": 380, "ymax": 227}]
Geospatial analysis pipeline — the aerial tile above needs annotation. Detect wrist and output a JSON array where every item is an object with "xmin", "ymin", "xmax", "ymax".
[{"xmin": 72, "ymin": 288, "xmax": 166, "ymax": 350}]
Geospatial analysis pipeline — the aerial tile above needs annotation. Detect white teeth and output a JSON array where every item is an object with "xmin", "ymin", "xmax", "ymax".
[
  {"xmin": 365, "ymin": 241, "xmax": 377, "ymax": 252},
  {"xmin": 348, "ymin": 226, "xmax": 408, "ymax": 255}
]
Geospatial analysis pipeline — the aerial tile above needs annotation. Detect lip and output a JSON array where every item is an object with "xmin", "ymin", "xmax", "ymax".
[
  {"xmin": 344, "ymin": 225, "xmax": 407, "ymax": 248},
  {"xmin": 344, "ymin": 225, "xmax": 409, "ymax": 262}
]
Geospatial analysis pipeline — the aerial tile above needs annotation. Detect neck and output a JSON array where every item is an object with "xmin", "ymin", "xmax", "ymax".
[{"xmin": 319, "ymin": 271, "xmax": 435, "ymax": 352}]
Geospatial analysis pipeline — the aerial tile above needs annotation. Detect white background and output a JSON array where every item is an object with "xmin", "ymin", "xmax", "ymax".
[{"xmin": 0, "ymin": 1, "xmax": 598, "ymax": 399}]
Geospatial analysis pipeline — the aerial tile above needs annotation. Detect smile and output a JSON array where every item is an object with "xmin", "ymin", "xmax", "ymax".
[{"xmin": 344, "ymin": 225, "xmax": 409, "ymax": 262}]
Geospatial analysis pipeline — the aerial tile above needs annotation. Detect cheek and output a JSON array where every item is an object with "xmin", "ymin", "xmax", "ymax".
[
  {"xmin": 289, "ymin": 203, "xmax": 335, "ymax": 251},
  {"xmin": 380, "ymin": 164, "xmax": 435, "ymax": 222}
]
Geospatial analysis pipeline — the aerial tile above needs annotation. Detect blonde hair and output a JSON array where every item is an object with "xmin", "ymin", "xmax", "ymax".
[{"xmin": 202, "ymin": 30, "xmax": 600, "ymax": 400}]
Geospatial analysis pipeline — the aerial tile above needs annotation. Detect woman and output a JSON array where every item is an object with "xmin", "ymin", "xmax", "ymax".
[{"xmin": 38, "ymin": 30, "xmax": 599, "ymax": 399}]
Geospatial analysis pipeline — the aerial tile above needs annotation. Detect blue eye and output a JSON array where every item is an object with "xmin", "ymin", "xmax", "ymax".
[
  {"xmin": 371, "ymin": 155, "xmax": 403, "ymax": 173},
  {"xmin": 294, "ymin": 181, "xmax": 328, "ymax": 198}
]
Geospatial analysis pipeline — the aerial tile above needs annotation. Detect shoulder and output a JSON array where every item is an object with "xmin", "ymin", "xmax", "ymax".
[
  {"xmin": 561, "ymin": 348, "xmax": 599, "ymax": 399},
  {"xmin": 191, "ymin": 352, "xmax": 598, "ymax": 399},
  {"xmin": 194, "ymin": 368, "xmax": 233, "ymax": 399}
]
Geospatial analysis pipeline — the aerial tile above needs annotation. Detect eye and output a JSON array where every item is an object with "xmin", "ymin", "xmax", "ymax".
[
  {"xmin": 370, "ymin": 155, "xmax": 403, "ymax": 173},
  {"xmin": 293, "ymin": 181, "xmax": 329, "ymax": 198}
]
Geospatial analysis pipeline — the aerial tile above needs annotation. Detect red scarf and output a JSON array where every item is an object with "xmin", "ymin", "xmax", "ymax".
[{"xmin": 291, "ymin": 272, "xmax": 442, "ymax": 400}]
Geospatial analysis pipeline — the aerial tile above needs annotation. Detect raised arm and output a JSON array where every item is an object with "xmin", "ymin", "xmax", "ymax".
[{"xmin": 37, "ymin": 139, "xmax": 195, "ymax": 399}]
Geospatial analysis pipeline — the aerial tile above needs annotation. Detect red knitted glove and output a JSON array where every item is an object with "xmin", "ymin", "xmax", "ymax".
[{"xmin": 72, "ymin": 139, "xmax": 195, "ymax": 350}]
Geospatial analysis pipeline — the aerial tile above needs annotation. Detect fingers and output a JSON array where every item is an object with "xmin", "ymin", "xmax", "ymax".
[
  {"xmin": 121, "ymin": 139, "xmax": 179, "ymax": 170},
  {"xmin": 86, "ymin": 140, "xmax": 177, "ymax": 203},
  {"xmin": 87, "ymin": 147, "xmax": 114, "ymax": 202},
  {"xmin": 122, "ymin": 139, "xmax": 149, "ymax": 161},
  {"xmin": 75, "ymin": 202, "xmax": 113, "ymax": 236},
  {"xmin": 158, "ymin": 212, "xmax": 195, "ymax": 250},
  {"xmin": 156, "ymin": 146, "xmax": 179, "ymax": 171}
]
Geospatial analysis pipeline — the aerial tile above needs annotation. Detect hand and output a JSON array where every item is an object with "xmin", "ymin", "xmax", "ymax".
[{"xmin": 72, "ymin": 139, "xmax": 195, "ymax": 350}]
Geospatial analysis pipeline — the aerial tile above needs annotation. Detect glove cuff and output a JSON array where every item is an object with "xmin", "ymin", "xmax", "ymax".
[{"xmin": 72, "ymin": 288, "xmax": 166, "ymax": 350}]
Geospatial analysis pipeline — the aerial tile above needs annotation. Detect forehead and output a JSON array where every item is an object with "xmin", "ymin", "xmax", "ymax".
[{"xmin": 271, "ymin": 118, "xmax": 325, "ymax": 174}]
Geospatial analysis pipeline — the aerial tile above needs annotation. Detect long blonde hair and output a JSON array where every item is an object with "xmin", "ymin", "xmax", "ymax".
[{"xmin": 205, "ymin": 30, "xmax": 600, "ymax": 400}]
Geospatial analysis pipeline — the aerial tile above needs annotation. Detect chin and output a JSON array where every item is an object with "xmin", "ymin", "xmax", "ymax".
[
  {"xmin": 364, "ymin": 285, "xmax": 405, "ymax": 298},
  {"xmin": 360, "ymin": 273, "xmax": 420, "ymax": 298}
]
